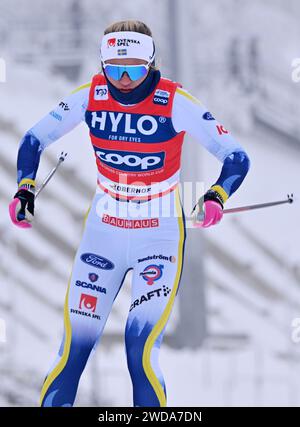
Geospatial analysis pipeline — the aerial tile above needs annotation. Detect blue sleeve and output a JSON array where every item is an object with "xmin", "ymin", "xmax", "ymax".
[
  {"xmin": 16, "ymin": 83, "xmax": 90, "ymax": 187},
  {"xmin": 171, "ymin": 89, "xmax": 251, "ymax": 201},
  {"xmin": 17, "ymin": 132, "xmax": 43, "ymax": 184},
  {"xmin": 212, "ymin": 150, "xmax": 250, "ymax": 198}
]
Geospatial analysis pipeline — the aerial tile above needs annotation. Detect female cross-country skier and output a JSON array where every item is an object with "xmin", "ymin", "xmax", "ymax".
[{"xmin": 9, "ymin": 20, "xmax": 250, "ymax": 407}]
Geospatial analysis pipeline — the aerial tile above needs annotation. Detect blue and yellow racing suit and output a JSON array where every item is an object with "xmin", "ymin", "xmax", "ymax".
[{"xmin": 16, "ymin": 73, "xmax": 250, "ymax": 407}]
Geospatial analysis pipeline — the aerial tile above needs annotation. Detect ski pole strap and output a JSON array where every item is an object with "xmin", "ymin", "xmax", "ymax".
[{"xmin": 191, "ymin": 185, "xmax": 228, "ymax": 215}]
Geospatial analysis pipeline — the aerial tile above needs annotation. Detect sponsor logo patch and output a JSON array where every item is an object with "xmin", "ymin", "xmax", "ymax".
[
  {"xmin": 216, "ymin": 125, "xmax": 229, "ymax": 135},
  {"xmin": 102, "ymin": 214, "xmax": 159, "ymax": 229},
  {"xmin": 90, "ymin": 111, "xmax": 159, "ymax": 136},
  {"xmin": 155, "ymin": 89, "xmax": 170, "ymax": 98},
  {"xmin": 94, "ymin": 85, "xmax": 108, "ymax": 101},
  {"xmin": 79, "ymin": 293, "xmax": 98, "ymax": 312},
  {"xmin": 107, "ymin": 38, "xmax": 116, "ymax": 47},
  {"xmin": 153, "ymin": 89, "xmax": 170, "ymax": 106},
  {"xmin": 80, "ymin": 253, "xmax": 115, "ymax": 270},
  {"xmin": 153, "ymin": 96, "xmax": 169, "ymax": 105},
  {"xmin": 202, "ymin": 112, "xmax": 215, "ymax": 120},
  {"xmin": 59, "ymin": 102, "xmax": 70, "ymax": 111},
  {"xmin": 130, "ymin": 285, "xmax": 171, "ymax": 311},
  {"xmin": 117, "ymin": 49, "xmax": 127, "ymax": 56},
  {"xmin": 89, "ymin": 273, "xmax": 99, "ymax": 283},
  {"xmin": 140, "ymin": 264, "xmax": 164, "ymax": 285},
  {"xmin": 138, "ymin": 254, "xmax": 176, "ymax": 263},
  {"xmin": 50, "ymin": 111, "xmax": 62, "ymax": 121},
  {"xmin": 95, "ymin": 148, "xmax": 165, "ymax": 172},
  {"xmin": 116, "ymin": 38, "xmax": 141, "ymax": 47},
  {"xmin": 75, "ymin": 280, "xmax": 106, "ymax": 294}
]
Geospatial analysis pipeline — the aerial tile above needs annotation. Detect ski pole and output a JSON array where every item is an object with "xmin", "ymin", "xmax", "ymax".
[
  {"xmin": 35, "ymin": 151, "xmax": 67, "ymax": 199},
  {"xmin": 191, "ymin": 194, "xmax": 294, "ymax": 219},
  {"xmin": 223, "ymin": 194, "xmax": 293, "ymax": 214}
]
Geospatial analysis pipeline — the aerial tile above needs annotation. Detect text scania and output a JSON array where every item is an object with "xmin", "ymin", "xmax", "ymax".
[
  {"xmin": 91, "ymin": 111, "xmax": 158, "ymax": 136},
  {"xmin": 75, "ymin": 280, "xmax": 107, "ymax": 294}
]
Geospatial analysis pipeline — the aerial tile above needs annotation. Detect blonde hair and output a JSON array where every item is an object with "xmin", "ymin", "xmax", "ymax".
[
  {"xmin": 104, "ymin": 20, "xmax": 152, "ymax": 37},
  {"xmin": 103, "ymin": 20, "xmax": 157, "ymax": 70}
]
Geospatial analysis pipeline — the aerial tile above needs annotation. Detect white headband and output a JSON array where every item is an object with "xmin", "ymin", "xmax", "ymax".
[{"xmin": 100, "ymin": 31, "xmax": 155, "ymax": 63}]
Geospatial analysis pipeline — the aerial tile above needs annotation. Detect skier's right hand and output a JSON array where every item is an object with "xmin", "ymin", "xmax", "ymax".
[{"xmin": 9, "ymin": 186, "xmax": 35, "ymax": 228}]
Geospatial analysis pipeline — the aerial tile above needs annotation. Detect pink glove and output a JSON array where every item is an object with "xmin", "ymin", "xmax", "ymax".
[
  {"xmin": 194, "ymin": 200, "xmax": 223, "ymax": 228},
  {"xmin": 9, "ymin": 198, "xmax": 32, "ymax": 228},
  {"xmin": 9, "ymin": 187, "xmax": 35, "ymax": 228}
]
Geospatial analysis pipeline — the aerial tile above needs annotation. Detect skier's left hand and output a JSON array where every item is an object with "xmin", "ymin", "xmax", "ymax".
[{"xmin": 192, "ymin": 189, "xmax": 224, "ymax": 228}]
